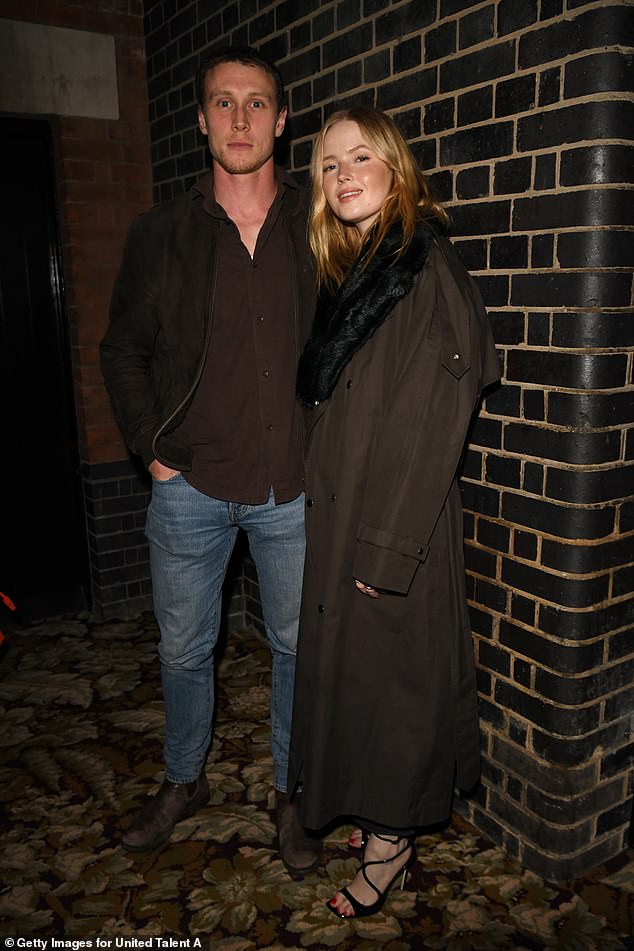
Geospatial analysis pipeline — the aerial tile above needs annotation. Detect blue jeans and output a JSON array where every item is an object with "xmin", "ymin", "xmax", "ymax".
[{"xmin": 145, "ymin": 475, "xmax": 305, "ymax": 791}]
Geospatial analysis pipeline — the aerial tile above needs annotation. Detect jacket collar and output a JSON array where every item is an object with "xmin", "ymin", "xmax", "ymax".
[{"xmin": 297, "ymin": 223, "xmax": 433, "ymax": 406}]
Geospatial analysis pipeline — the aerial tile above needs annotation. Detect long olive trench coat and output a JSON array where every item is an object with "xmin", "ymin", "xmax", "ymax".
[{"xmin": 288, "ymin": 236, "xmax": 499, "ymax": 832}]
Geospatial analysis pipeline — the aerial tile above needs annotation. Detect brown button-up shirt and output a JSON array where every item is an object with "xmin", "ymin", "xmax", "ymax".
[{"xmin": 182, "ymin": 181, "xmax": 303, "ymax": 505}]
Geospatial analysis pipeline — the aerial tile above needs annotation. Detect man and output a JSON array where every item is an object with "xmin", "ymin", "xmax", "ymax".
[{"xmin": 100, "ymin": 47, "xmax": 318, "ymax": 878}]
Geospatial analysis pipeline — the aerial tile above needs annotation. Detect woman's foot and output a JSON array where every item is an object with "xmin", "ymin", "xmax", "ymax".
[
  {"xmin": 328, "ymin": 833, "xmax": 413, "ymax": 918},
  {"xmin": 348, "ymin": 827, "xmax": 365, "ymax": 849}
]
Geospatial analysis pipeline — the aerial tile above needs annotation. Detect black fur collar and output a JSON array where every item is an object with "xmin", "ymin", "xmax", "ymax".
[{"xmin": 297, "ymin": 223, "xmax": 433, "ymax": 406}]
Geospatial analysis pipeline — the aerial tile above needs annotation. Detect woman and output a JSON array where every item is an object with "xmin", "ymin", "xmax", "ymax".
[{"xmin": 288, "ymin": 108, "xmax": 499, "ymax": 919}]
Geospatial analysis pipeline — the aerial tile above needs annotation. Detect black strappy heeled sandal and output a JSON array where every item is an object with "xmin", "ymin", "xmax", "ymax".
[{"xmin": 327, "ymin": 832, "xmax": 415, "ymax": 919}]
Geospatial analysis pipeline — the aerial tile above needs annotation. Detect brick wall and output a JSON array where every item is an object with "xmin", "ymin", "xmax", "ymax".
[
  {"xmin": 1, "ymin": 1, "xmax": 155, "ymax": 617},
  {"xmin": 142, "ymin": 0, "xmax": 633, "ymax": 880}
]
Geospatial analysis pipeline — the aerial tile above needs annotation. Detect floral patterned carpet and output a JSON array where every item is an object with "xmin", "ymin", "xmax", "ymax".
[{"xmin": 0, "ymin": 609, "xmax": 633, "ymax": 949}]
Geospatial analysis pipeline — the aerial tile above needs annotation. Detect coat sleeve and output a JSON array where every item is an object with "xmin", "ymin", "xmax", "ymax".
[
  {"xmin": 100, "ymin": 214, "xmax": 163, "ymax": 468},
  {"xmin": 352, "ymin": 242, "xmax": 499, "ymax": 594}
]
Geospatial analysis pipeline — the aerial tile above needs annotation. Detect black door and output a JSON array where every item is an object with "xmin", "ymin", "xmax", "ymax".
[{"xmin": 0, "ymin": 117, "xmax": 88, "ymax": 619}]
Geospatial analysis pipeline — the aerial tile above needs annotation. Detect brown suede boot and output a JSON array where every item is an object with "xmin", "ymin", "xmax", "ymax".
[
  {"xmin": 276, "ymin": 791, "xmax": 322, "ymax": 879},
  {"xmin": 122, "ymin": 775, "xmax": 210, "ymax": 852}
]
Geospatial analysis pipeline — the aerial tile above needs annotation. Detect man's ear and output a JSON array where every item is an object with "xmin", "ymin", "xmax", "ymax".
[
  {"xmin": 275, "ymin": 105, "xmax": 288, "ymax": 138},
  {"xmin": 197, "ymin": 106, "xmax": 207, "ymax": 135}
]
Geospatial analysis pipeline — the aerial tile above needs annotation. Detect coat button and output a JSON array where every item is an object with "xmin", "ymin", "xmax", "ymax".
[
  {"xmin": 331, "ymin": 493, "xmax": 336, "ymax": 501},
  {"xmin": 318, "ymin": 604, "xmax": 324, "ymax": 613},
  {"xmin": 307, "ymin": 498, "xmax": 314, "ymax": 507},
  {"xmin": 417, "ymin": 547, "xmax": 424, "ymax": 554},
  {"xmin": 346, "ymin": 379, "xmax": 352, "ymax": 388}
]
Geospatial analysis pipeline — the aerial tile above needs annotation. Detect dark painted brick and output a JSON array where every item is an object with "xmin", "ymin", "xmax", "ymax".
[
  {"xmin": 506, "ymin": 350, "xmax": 628, "ymax": 391},
  {"xmin": 377, "ymin": 67, "xmax": 437, "ymax": 110},
  {"xmin": 539, "ymin": 66, "xmax": 561, "ymax": 106},
  {"xmin": 502, "ymin": 558, "xmax": 609, "ymax": 609},
  {"xmin": 363, "ymin": 0, "xmax": 390, "ymax": 13},
  {"xmin": 565, "ymin": 51, "xmax": 633, "ymax": 98},
  {"xmin": 428, "ymin": 169, "xmax": 453, "ymax": 203},
  {"xmin": 518, "ymin": 101, "xmax": 634, "ymax": 151},
  {"xmin": 424, "ymin": 97, "xmax": 455, "ymax": 134},
  {"xmin": 469, "ymin": 604, "xmax": 494, "ymax": 637},
  {"xmin": 540, "ymin": 0, "xmax": 564, "ymax": 17},
  {"xmin": 527, "ymin": 313, "xmax": 550, "ymax": 347},
  {"xmin": 461, "ymin": 480, "xmax": 501, "ymax": 518},
  {"xmin": 495, "ymin": 74, "xmax": 536, "ymax": 117},
  {"xmin": 457, "ymin": 86, "xmax": 493, "ymax": 126},
  {"xmin": 531, "ymin": 233, "xmax": 554, "ymax": 268},
  {"xmin": 486, "ymin": 454, "xmax": 521, "ymax": 488},
  {"xmin": 614, "ymin": 569, "xmax": 634, "ymax": 602},
  {"xmin": 490, "ymin": 235, "xmax": 528, "ymax": 269},
  {"xmin": 495, "ymin": 681, "xmax": 600, "ymax": 735},
  {"xmin": 312, "ymin": 6, "xmax": 334, "ymax": 39},
  {"xmin": 509, "ymin": 717, "xmax": 529, "ymax": 748},
  {"xmin": 479, "ymin": 696, "xmax": 506, "ymax": 731},
  {"xmin": 393, "ymin": 107, "xmax": 421, "ymax": 140},
  {"xmin": 291, "ymin": 82, "xmax": 311, "ymax": 112},
  {"xmin": 523, "ymin": 455, "xmax": 544, "ymax": 491},
  {"xmin": 441, "ymin": 0, "xmax": 485, "ymax": 13},
  {"xmin": 514, "ymin": 530, "xmax": 538, "ymax": 560},
  {"xmin": 601, "ymin": 741, "xmax": 634, "ymax": 782},
  {"xmin": 597, "ymin": 799, "xmax": 632, "ymax": 836},
  {"xmin": 501, "ymin": 492, "xmax": 614, "ymax": 541},
  {"xmin": 474, "ymin": 273, "xmax": 509, "ymax": 305},
  {"xmin": 376, "ymin": 0, "xmax": 435, "ymax": 42},
  {"xmin": 523, "ymin": 389, "xmax": 545, "ymax": 421},
  {"xmin": 487, "ymin": 311, "xmax": 524, "ymax": 345},
  {"xmin": 537, "ymin": 659, "xmax": 634, "ymax": 705},
  {"xmin": 440, "ymin": 41, "xmax": 516, "ymax": 93},
  {"xmin": 534, "ymin": 153, "xmax": 556, "ymax": 190},
  {"xmin": 507, "ymin": 776, "xmax": 523, "ymax": 803},
  {"xmin": 337, "ymin": 0, "xmax": 361, "ymax": 29},
  {"xmin": 475, "ymin": 577, "xmax": 508, "ymax": 613},
  {"xmin": 410, "ymin": 138, "xmax": 436, "ymax": 170},
  {"xmin": 519, "ymin": 7, "xmax": 629, "ymax": 69},
  {"xmin": 394, "ymin": 36, "xmax": 421, "ymax": 73},
  {"xmin": 494, "ymin": 156, "xmax": 531, "ymax": 194},
  {"xmin": 323, "ymin": 24, "xmax": 372, "ymax": 67},
  {"xmin": 440, "ymin": 122, "xmax": 513, "ymax": 165},
  {"xmin": 451, "ymin": 199, "xmax": 511, "ymax": 235},
  {"xmin": 542, "ymin": 535, "xmax": 634, "ymax": 576},
  {"xmin": 505, "ymin": 420, "xmax": 621, "ymax": 466},
  {"xmin": 477, "ymin": 518, "xmax": 511, "ymax": 553},
  {"xmin": 552, "ymin": 313, "xmax": 634, "ymax": 350},
  {"xmin": 605, "ymin": 683, "xmax": 634, "ymax": 722},
  {"xmin": 363, "ymin": 49, "xmax": 390, "ymax": 85},
  {"xmin": 484, "ymin": 383, "xmax": 521, "ymax": 417},
  {"xmin": 511, "ymin": 594, "xmax": 535, "ymax": 632},
  {"xmin": 461, "ymin": 448, "xmax": 482, "ymax": 480},
  {"xmin": 459, "ymin": 4, "xmax": 495, "ymax": 49},
  {"xmin": 540, "ymin": 598, "xmax": 634, "ymax": 642},
  {"xmin": 557, "ymin": 230, "xmax": 634, "ymax": 269},
  {"xmin": 480, "ymin": 757, "xmax": 504, "ymax": 787},
  {"xmin": 454, "ymin": 237, "xmax": 487, "ymax": 270},
  {"xmin": 500, "ymin": 619, "xmax": 602, "ymax": 676},
  {"xmin": 337, "ymin": 61, "xmax": 362, "ymax": 93},
  {"xmin": 480, "ymin": 641, "xmax": 511, "ymax": 676},
  {"xmin": 290, "ymin": 21, "xmax": 310, "ymax": 51},
  {"xmin": 465, "ymin": 544, "xmax": 497, "ymax": 578},
  {"xmin": 498, "ymin": 0, "xmax": 538, "ymax": 35},
  {"xmin": 527, "ymin": 779, "xmax": 625, "ymax": 826},
  {"xmin": 291, "ymin": 108, "xmax": 323, "ymax": 138},
  {"xmin": 456, "ymin": 166, "xmax": 490, "ymax": 199},
  {"xmin": 560, "ymin": 145, "xmax": 634, "ymax": 187},
  {"xmin": 314, "ymin": 71, "xmax": 335, "ymax": 102},
  {"xmin": 281, "ymin": 47, "xmax": 321, "ymax": 83},
  {"xmin": 425, "ymin": 21, "xmax": 456, "ymax": 62},
  {"xmin": 547, "ymin": 466, "xmax": 634, "ymax": 506},
  {"xmin": 492, "ymin": 734, "xmax": 598, "ymax": 795}
]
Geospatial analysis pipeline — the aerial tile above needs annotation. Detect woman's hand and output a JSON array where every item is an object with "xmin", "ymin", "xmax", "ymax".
[{"xmin": 354, "ymin": 579, "xmax": 380, "ymax": 599}]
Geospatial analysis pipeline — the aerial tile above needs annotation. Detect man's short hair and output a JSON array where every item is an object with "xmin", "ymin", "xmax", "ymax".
[{"xmin": 196, "ymin": 46, "xmax": 286, "ymax": 114}]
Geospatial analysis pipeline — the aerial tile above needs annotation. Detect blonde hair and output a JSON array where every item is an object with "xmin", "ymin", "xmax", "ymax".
[{"xmin": 309, "ymin": 107, "xmax": 449, "ymax": 289}]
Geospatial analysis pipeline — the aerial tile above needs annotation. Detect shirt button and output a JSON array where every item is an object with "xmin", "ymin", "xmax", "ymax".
[
  {"xmin": 331, "ymin": 494, "xmax": 337, "ymax": 501},
  {"xmin": 267, "ymin": 424, "xmax": 273, "ymax": 432},
  {"xmin": 306, "ymin": 498, "xmax": 314, "ymax": 507},
  {"xmin": 418, "ymin": 547, "xmax": 424, "ymax": 554},
  {"xmin": 263, "ymin": 369, "xmax": 270, "ymax": 378},
  {"xmin": 257, "ymin": 315, "xmax": 265, "ymax": 322},
  {"xmin": 318, "ymin": 604, "xmax": 324, "ymax": 613},
  {"xmin": 346, "ymin": 379, "xmax": 352, "ymax": 388}
]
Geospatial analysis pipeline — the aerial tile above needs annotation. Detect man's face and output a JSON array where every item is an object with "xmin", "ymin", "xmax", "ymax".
[{"xmin": 197, "ymin": 61, "xmax": 287, "ymax": 176}]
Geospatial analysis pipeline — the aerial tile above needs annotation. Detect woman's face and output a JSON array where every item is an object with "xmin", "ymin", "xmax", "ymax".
[{"xmin": 321, "ymin": 120, "xmax": 394, "ymax": 235}]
